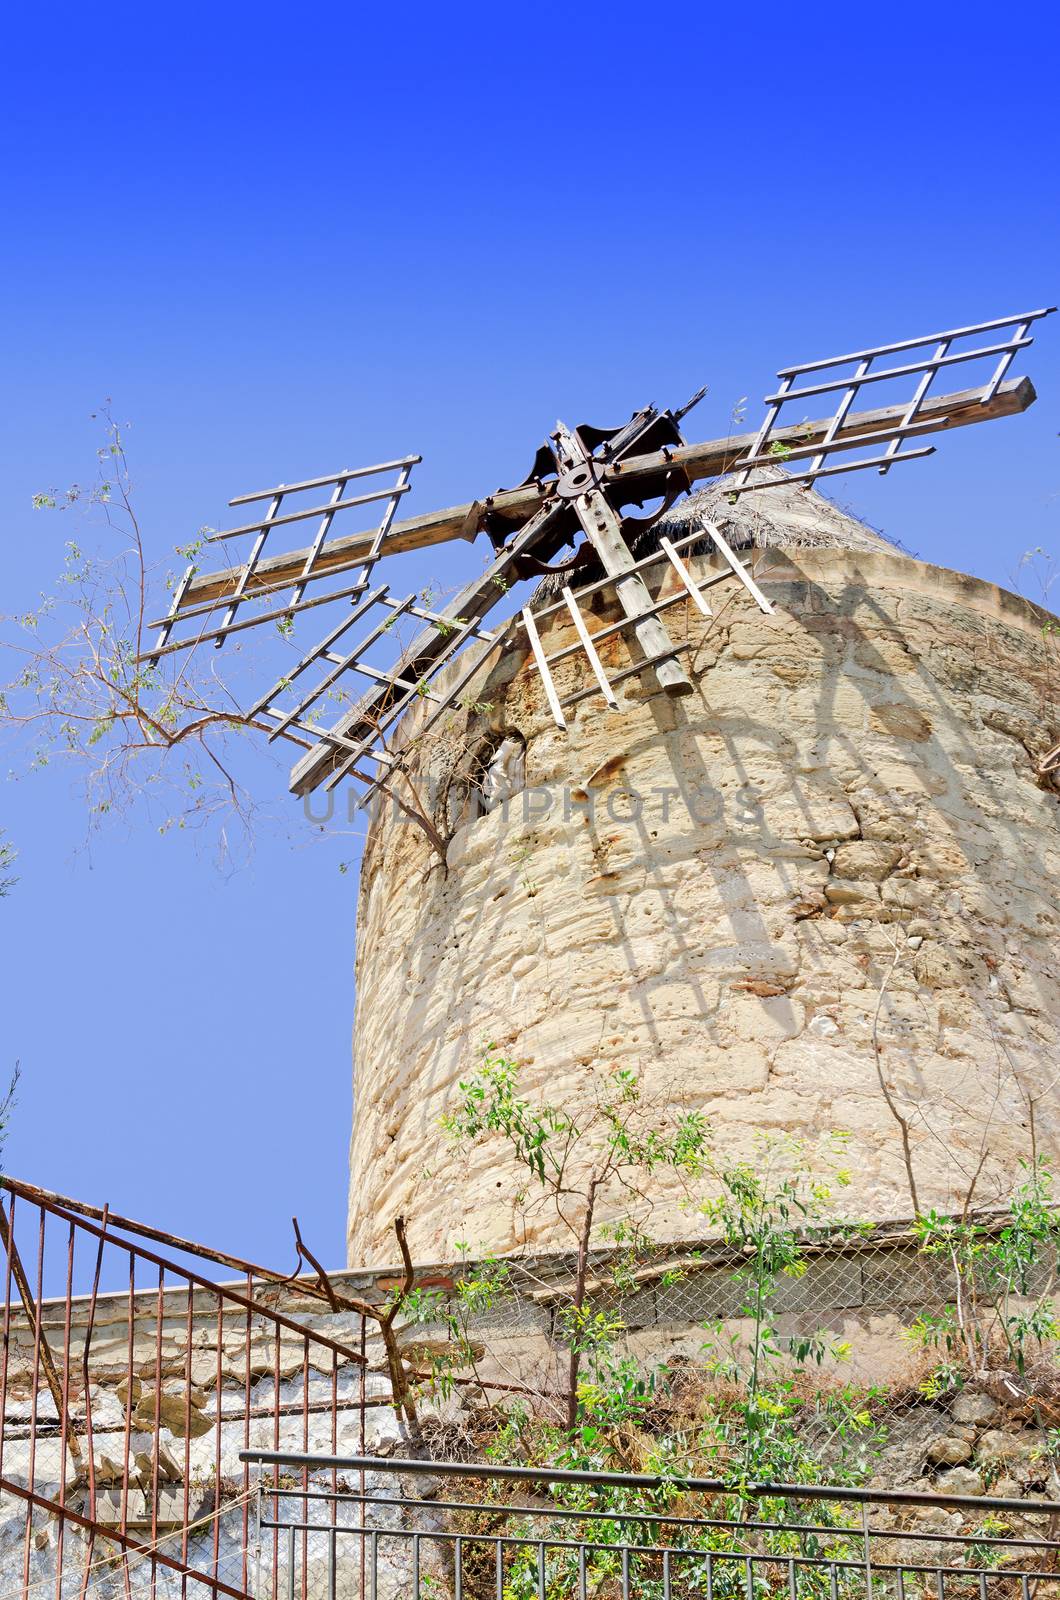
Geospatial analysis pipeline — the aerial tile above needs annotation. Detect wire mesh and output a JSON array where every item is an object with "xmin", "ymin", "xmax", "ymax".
[{"xmin": 397, "ymin": 1217, "xmax": 1060, "ymax": 1477}]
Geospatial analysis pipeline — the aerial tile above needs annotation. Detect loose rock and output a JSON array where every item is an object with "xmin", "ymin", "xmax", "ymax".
[{"xmin": 925, "ymin": 1436, "xmax": 972, "ymax": 1466}]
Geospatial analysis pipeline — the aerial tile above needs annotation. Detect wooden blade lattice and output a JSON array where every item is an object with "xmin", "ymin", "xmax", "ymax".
[
  {"xmin": 731, "ymin": 308, "xmax": 1054, "ymax": 496},
  {"xmin": 136, "ymin": 305, "xmax": 1052, "ymax": 801},
  {"xmin": 146, "ymin": 456, "xmax": 420, "ymax": 662}
]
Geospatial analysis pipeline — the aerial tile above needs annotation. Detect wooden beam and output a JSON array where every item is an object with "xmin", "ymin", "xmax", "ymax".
[
  {"xmin": 553, "ymin": 420, "xmax": 693, "ymax": 699},
  {"xmin": 180, "ymin": 378, "xmax": 1035, "ymax": 609}
]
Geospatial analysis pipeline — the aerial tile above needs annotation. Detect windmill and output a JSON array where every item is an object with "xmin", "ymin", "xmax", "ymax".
[{"xmin": 141, "ymin": 308, "xmax": 1054, "ymax": 804}]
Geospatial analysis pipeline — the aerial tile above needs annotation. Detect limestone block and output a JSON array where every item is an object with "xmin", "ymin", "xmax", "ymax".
[
  {"xmin": 860, "ymin": 1249, "xmax": 954, "ymax": 1311},
  {"xmin": 831, "ymin": 842, "xmax": 904, "ymax": 881}
]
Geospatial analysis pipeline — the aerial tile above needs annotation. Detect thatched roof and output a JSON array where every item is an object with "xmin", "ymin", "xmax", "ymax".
[
  {"xmin": 531, "ymin": 467, "xmax": 895, "ymax": 605},
  {"xmin": 653, "ymin": 467, "xmax": 896, "ymax": 556}
]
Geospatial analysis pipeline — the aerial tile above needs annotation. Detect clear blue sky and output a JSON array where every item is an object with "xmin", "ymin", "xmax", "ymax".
[{"xmin": 1, "ymin": 1, "xmax": 1057, "ymax": 1284}]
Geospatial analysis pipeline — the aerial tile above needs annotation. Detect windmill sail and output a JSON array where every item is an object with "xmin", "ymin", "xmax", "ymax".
[{"xmin": 139, "ymin": 307, "xmax": 1053, "ymax": 801}]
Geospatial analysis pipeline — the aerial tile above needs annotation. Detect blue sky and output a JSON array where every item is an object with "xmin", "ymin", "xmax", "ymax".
[{"xmin": 1, "ymin": 1, "xmax": 1057, "ymax": 1284}]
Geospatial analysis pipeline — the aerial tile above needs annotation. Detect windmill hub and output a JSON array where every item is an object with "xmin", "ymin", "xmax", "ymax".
[{"xmin": 554, "ymin": 462, "xmax": 602, "ymax": 499}]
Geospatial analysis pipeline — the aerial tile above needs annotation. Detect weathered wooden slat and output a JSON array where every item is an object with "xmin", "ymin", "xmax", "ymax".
[
  {"xmin": 703, "ymin": 521, "xmax": 775, "ymax": 614},
  {"xmin": 289, "ymin": 498, "xmax": 564, "ymax": 795},
  {"xmin": 523, "ymin": 607, "xmax": 567, "ymax": 730},
  {"xmin": 179, "ymin": 378, "xmax": 1035, "ymax": 608},
  {"xmin": 559, "ymin": 588, "xmax": 617, "ymax": 709},
  {"xmin": 659, "ymin": 537, "xmax": 712, "ymax": 617},
  {"xmin": 552, "ymin": 421, "xmax": 692, "ymax": 700}
]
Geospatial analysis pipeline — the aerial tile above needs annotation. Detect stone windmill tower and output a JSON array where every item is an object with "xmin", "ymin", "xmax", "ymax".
[
  {"xmin": 143, "ymin": 309, "xmax": 1059, "ymax": 1266},
  {"xmin": 348, "ymin": 475, "xmax": 1060, "ymax": 1262}
]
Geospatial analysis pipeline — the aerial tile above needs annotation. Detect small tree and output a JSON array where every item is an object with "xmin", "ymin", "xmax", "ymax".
[
  {"xmin": 442, "ymin": 1045, "xmax": 710, "ymax": 1431},
  {"xmin": 696, "ymin": 1135, "xmax": 879, "ymax": 1485},
  {"xmin": 903, "ymin": 1156, "xmax": 1060, "ymax": 1405}
]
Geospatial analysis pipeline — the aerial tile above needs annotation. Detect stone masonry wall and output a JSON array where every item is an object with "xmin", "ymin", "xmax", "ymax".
[{"xmin": 349, "ymin": 545, "xmax": 1060, "ymax": 1264}]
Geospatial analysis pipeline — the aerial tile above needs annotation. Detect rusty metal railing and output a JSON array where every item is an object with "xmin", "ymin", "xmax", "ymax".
[{"xmin": 0, "ymin": 1176, "xmax": 375, "ymax": 1600}]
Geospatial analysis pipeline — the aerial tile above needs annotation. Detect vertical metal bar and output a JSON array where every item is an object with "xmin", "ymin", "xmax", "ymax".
[
  {"xmin": 242, "ymin": 1274, "xmax": 253, "ymax": 1594},
  {"xmin": 359, "ymin": 1320, "xmax": 366, "ymax": 1600},
  {"xmin": 80, "ymin": 1200, "xmax": 110, "ymax": 1550},
  {"xmin": 413, "ymin": 1532, "xmax": 421, "ymax": 1597},
  {"xmin": 301, "ymin": 1338, "xmax": 310, "ymax": 1600},
  {"xmin": 537, "ymin": 1539, "xmax": 547, "ymax": 1600},
  {"xmin": 55, "ymin": 1219, "xmax": 76, "ymax": 1600},
  {"xmin": 0, "ymin": 1194, "xmax": 16, "ymax": 1487},
  {"xmin": 58, "ymin": 1221, "xmax": 75, "ymax": 1505},
  {"xmin": 253, "ymin": 1484, "xmax": 263, "ymax": 1600},
  {"xmin": 213, "ymin": 1300, "xmax": 223, "ymax": 1580},
  {"xmin": 659, "ymin": 536, "xmax": 713, "ymax": 616},
  {"xmin": 22, "ymin": 1206, "xmax": 46, "ymax": 1600},
  {"xmin": 151, "ymin": 1269, "xmax": 164, "ymax": 1549},
  {"xmin": 181, "ymin": 1282, "xmax": 194, "ymax": 1599},
  {"xmin": 701, "ymin": 520, "xmax": 775, "ymax": 614},
  {"xmin": 522, "ymin": 607, "xmax": 567, "ymax": 729},
  {"xmin": 121, "ymin": 1254, "xmax": 135, "ymax": 1536},
  {"xmin": 560, "ymin": 588, "xmax": 618, "ymax": 707},
  {"xmin": 287, "ymin": 1523, "xmax": 296, "ymax": 1600},
  {"xmin": 455, "ymin": 1535, "xmax": 464, "ymax": 1600},
  {"xmin": 76, "ymin": 1526, "xmax": 98, "ymax": 1600},
  {"xmin": 328, "ymin": 1527, "xmax": 337, "ymax": 1600},
  {"xmin": 879, "ymin": 340, "xmax": 949, "ymax": 474},
  {"xmin": 217, "ymin": 490, "xmax": 284, "ymax": 647},
  {"xmin": 272, "ymin": 1326, "xmax": 281, "ymax": 1600},
  {"xmin": 621, "ymin": 1544, "xmax": 630, "ymax": 1599},
  {"xmin": 495, "ymin": 1536, "xmax": 504, "ymax": 1599},
  {"xmin": 369, "ymin": 1529, "xmax": 378, "ymax": 1600},
  {"xmin": 861, "ymin": 1503, "xmax": 873, "ymax": 1600},
  {"xmin": 662, "ymin": 1548, "xmax": 671, "ymax": 1600}
]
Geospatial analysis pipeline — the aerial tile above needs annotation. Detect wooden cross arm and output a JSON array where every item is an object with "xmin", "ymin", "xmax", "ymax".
[{"xmin": 179, "ymin": 377, "xmax": 1035, "ymax": 610}]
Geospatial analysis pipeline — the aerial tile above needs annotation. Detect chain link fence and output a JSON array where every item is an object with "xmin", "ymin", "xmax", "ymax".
[{"xmin": 396, "ymin": 1214, "xmax": 1059, "ymax": 1486}]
